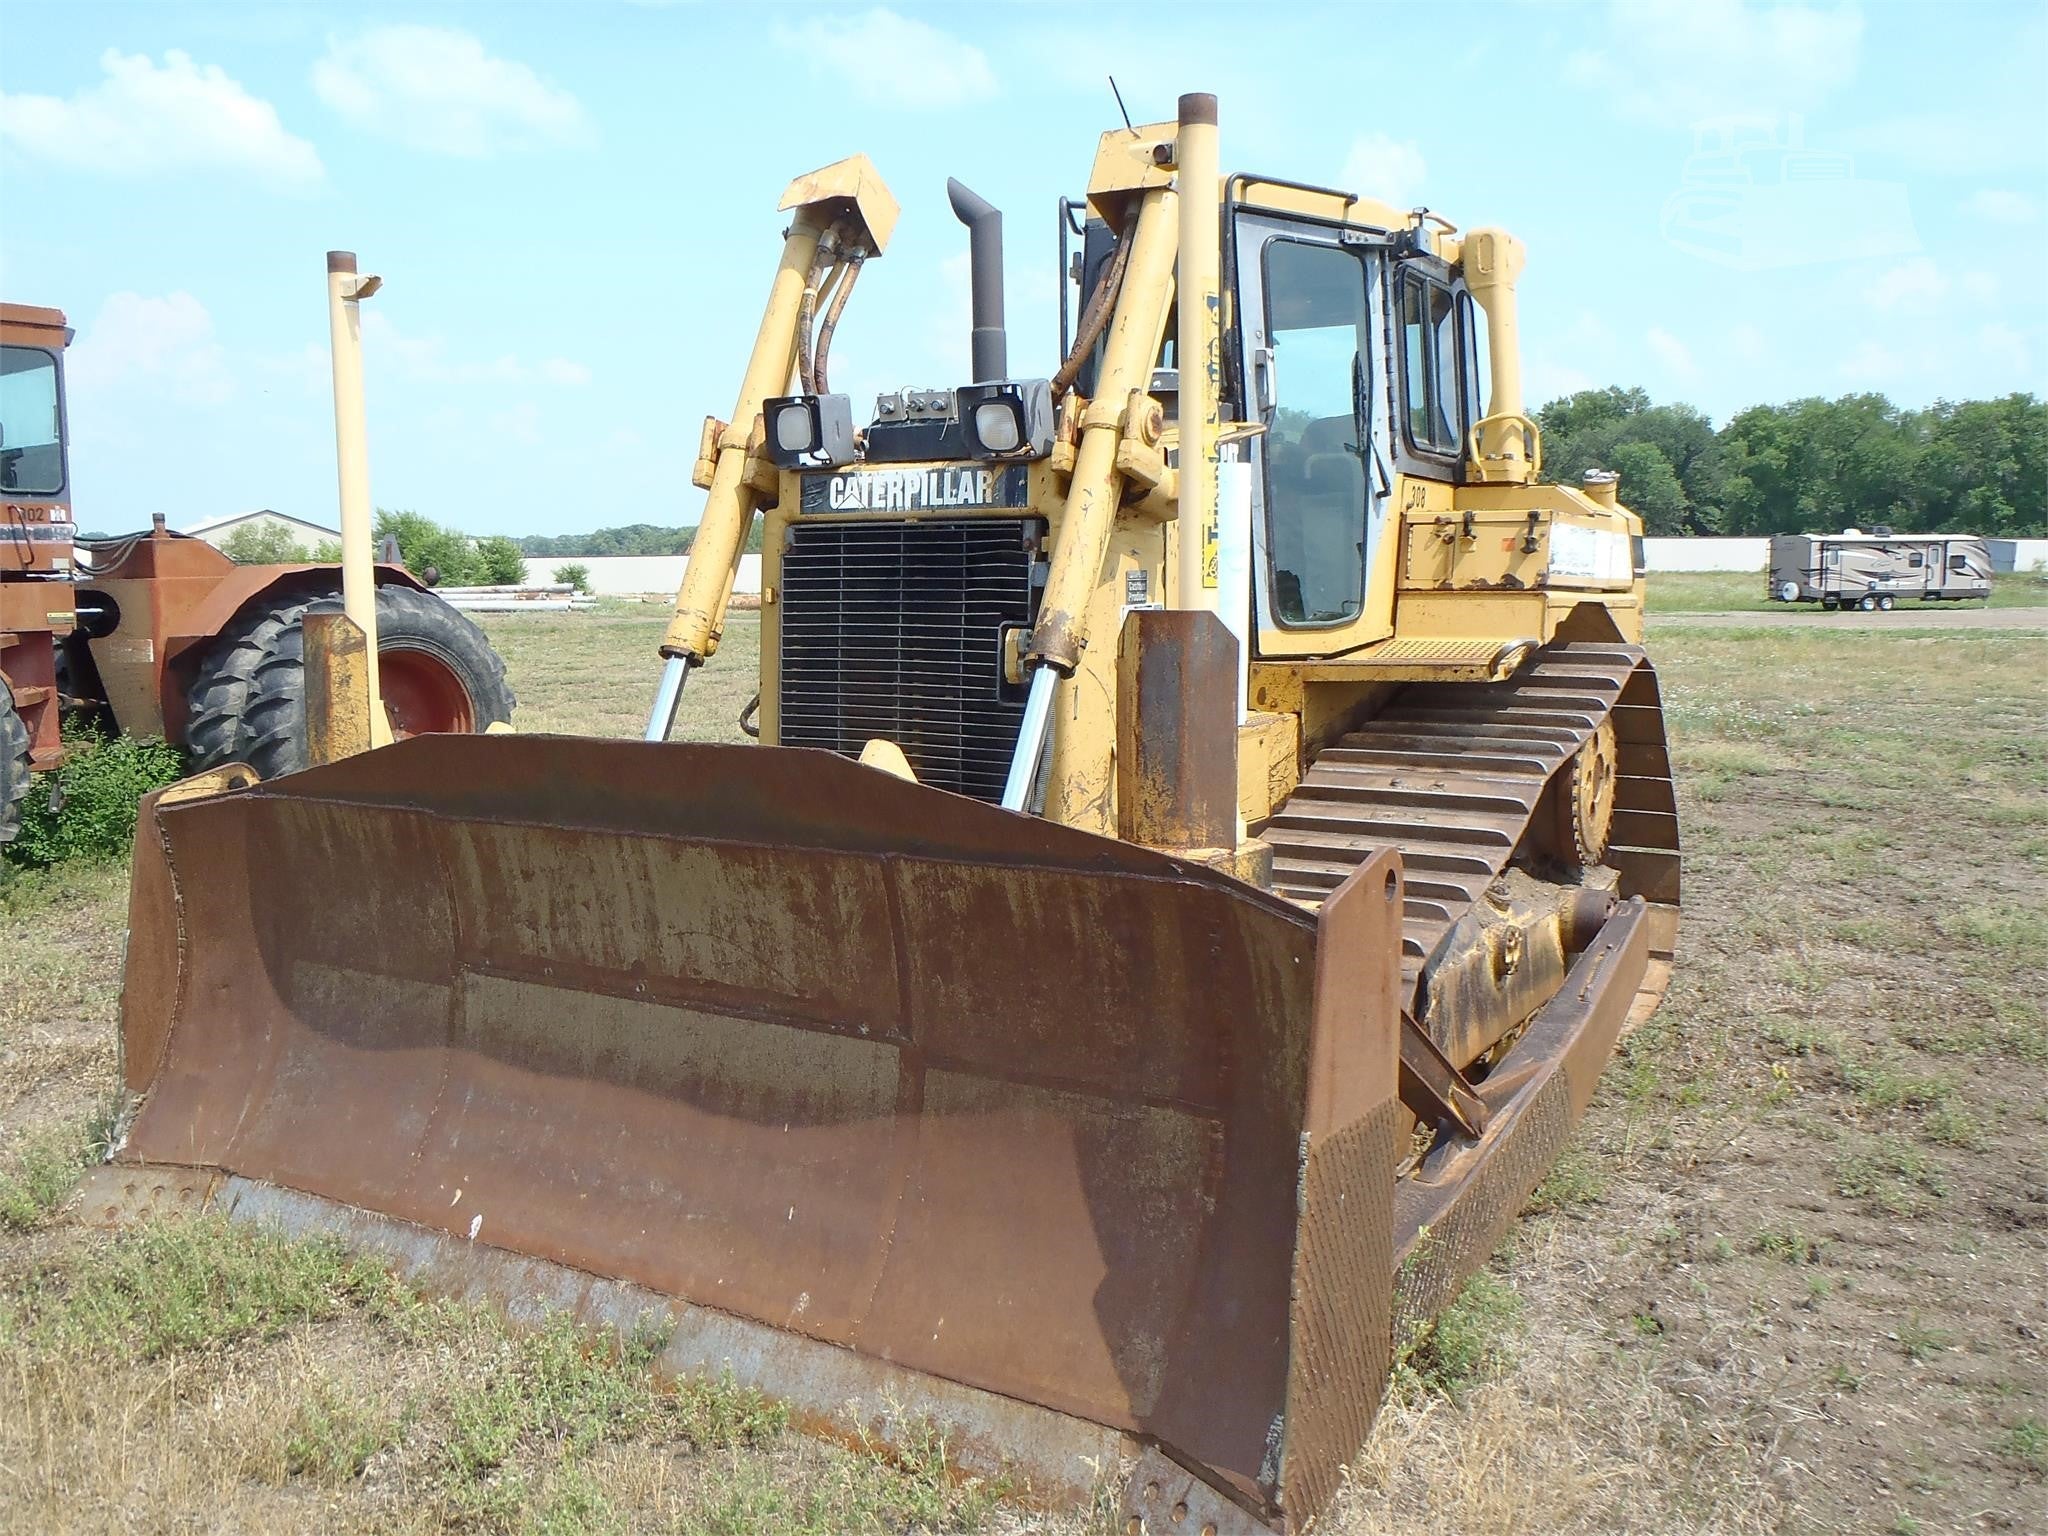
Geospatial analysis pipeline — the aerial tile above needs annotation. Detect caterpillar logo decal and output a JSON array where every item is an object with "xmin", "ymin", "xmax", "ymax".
[{"xmin": 800, "ymin": 464, "xmax": 1030, "ymax": 514}]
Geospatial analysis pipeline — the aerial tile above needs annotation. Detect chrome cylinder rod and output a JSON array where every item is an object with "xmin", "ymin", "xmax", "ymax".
[
  {"xmin": 644, "ymin": 654, "xmax": 691, "ymax": 742},
  {"xmin": 1001, "ymin": 665, "xmax": 1058, "ymax": 812}
]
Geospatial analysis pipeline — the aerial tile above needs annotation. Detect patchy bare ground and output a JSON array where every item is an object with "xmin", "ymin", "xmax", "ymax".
[{"xmin": 3, "ymin": 611, "xmax": 2044, "ymax": 1535}]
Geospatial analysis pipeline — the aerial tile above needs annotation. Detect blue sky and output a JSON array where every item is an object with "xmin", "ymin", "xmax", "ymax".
[{"xmin": 3, "ymin": 0, "xmax": 2044, "ymax": 538}]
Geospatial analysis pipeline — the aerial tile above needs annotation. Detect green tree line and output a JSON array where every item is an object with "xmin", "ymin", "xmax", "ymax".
[
  {"xmin": 516, "ymin": 522, "xmax": 765, "ymax": 557},
  {"xmin": 518, "ymin": 522, "xmax": 688, "ymax": 557},
  {"xmin": 1537, "ymin": 388, "xmax": 2045, "ymax": 537},
  {"xmin": 217, "ymin": 522, "xmax": 343, "ymax": 565},
  {"xmin": 373, "ymin": 510, "xmax": 528, "ymax": 585},
  {"xmin": 218, "ymin": 511, "xmax": 525, "ymax": 585},
  {"xmin": 222, "ymin": 513, "xmax": 765, "ymax": 572}
]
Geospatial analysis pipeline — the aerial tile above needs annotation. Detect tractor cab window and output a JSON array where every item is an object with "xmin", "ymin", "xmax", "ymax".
[
  {"xmin": 1396, "ymin": 270, "xmax": 1468, "ymax": 459},
  {"xmin": 1262, "ymin": 239, "xmax": 1370, "ymax": 626},
  {"xmin": 0, "ymin": 346, "xmax": 63, "ymax": 496}
]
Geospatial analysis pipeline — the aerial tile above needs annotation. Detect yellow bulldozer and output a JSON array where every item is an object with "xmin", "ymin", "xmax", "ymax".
[{"xmin": 99, "ymin": 96, "xmax": 1678, "ymax": 1533}]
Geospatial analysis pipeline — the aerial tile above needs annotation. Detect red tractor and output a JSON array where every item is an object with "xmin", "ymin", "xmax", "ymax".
[{"xmin": 1, "ymin": 301, "xmax": 511, "ymax": 842}]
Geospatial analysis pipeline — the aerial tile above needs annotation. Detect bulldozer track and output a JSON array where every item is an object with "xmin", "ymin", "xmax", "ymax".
[{"xmin": 1263, "ymin": 639, "xmax": 1681, "ymax": 1034}]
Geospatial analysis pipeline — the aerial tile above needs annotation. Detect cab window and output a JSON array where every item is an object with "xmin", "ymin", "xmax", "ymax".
[
  {"xmin": 0, "ymin": 346, "xmax": 63, "ymax": 496},
  {"xmin": 1262, "ymin": 239, "xmax": 1369, "ymax": 627},
  {"xmin": 1396, "ymin": 270, "xmax": 1468, "ymax": 459}
]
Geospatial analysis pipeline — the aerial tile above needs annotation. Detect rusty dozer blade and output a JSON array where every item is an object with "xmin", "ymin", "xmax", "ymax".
[{"xmin": 117, "ymin": 734, "xmax": 1410, "ymax": 1531}]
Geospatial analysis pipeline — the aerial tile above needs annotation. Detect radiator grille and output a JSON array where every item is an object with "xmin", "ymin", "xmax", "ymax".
[{"xmin": 777, "ymin": 518, "xmax": 1043, "ymax": 802}]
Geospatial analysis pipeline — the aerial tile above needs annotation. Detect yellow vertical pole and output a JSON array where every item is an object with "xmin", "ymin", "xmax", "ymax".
[
  {"xmin": 325, "ymin": 251, "xmax": 391, "ymax": 746},
  {"xmin": 1174, "ymin": 92, "xmax": 1221, "ymax": 613}
]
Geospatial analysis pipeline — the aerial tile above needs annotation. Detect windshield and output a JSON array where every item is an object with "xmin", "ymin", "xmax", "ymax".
[
  {"xmin": 1263, "ymin": 239, "xmax": 1370, "ymax": 626},
  {"xmin": 0, "ymin": 345, "xmax": 64, "ymax": 496}
]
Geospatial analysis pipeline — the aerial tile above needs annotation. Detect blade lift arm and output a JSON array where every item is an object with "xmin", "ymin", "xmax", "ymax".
[
  {"xmin": 646, "ymin": 157, "xmax": 898, "ymax": 742},
  {"xmin": 1003, "ymin": 126, "xmax": 1201, "ymax": 809}
]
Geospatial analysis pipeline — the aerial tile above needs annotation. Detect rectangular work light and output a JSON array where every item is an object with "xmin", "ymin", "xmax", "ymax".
[
  {"xmin": 955, "ymin": 379, "xmax": 1053, "ymax": 461},
  {"xmin": 763, "ymin": 392, "xmax": 857, "ymax": 469}
]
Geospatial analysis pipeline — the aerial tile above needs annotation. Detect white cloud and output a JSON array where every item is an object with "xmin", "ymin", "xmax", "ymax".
[
  {"xmin": 0, "ymin": 49, "xmax": 321, "ymax": 185},
  {"xmin": 488, "ymin": 402, "xmax": 542, "ymax": 446},
  {"xmin": 1863, "ymin": 257, "xmax": 1948, "ymax": 313},
  {"xmin": 312, "ymin": 26, "xmax": 589, "ymax": 156},
  {"xmin": 362, "ymin": 312, "xmax": 589, "ymax": 387},
  {"xmin": 1965, "ymin": 188, "xmax": 2041, "ymax": 226},
  {"xmin": 1567, "ymin": 0, "xmax": 1861, "ymax": 127},
  {"xmin": 772, "ymin": 9, "xmax": 996, "ymax": 111},
  {"xmin": 1978, "ymin": 323, "xmax": 2031, "ymax": 375},
  {"xmin": 66, "ymin": 292, "xmax": 236, "ymax": 407},
  {"xmin": 1339, "ymin": 133, "xmax": 1427, "ymax": 208},
  {"xmin": 1839, "ymin": 340, "xmax": 1904, "ymax": 382},
  {"xmin": 1525, "ymin": 361, "xmax": 1595, "ymax": 405},
  {"xmin": 250, "ymin": 341, "xmax": 329, "ymax": 400},
  {"xmin": 1645, "ymin": 327, "xmax": 1698, "ymax": 381},
  {"xmin": 1960, "ymin": 270, "xmax": 2000, "ymax": 304},
  {"xmin": 1564, "ymin": 310, "xmax": 1618, "ymax": 356},
  {"xmin": 1843, "ymin": 109, "xmax": 2043, "ymax": 175}
]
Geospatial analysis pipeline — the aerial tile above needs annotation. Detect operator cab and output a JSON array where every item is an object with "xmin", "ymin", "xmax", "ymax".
[{"xmin": 1067, "ymin": 181, "xmax": 1488, "ymax": 656}]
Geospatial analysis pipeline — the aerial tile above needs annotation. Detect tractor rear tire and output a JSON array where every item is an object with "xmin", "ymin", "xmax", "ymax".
[
  {"xmin": 187, "ymin": 585, "xmax": 514, "ymax": 780},
  {"xmin": 0, "ymin": 687, "xmax": 29, "ymax": 846},
  {"xmin": 183, "ymin": 604, "xmax": 276, "ymax": 771}
]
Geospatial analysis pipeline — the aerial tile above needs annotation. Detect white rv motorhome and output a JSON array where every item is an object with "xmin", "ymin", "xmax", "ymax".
[{"xmin": 1769, "ymin": 529, "xmax": 1993, "ymax": 610}]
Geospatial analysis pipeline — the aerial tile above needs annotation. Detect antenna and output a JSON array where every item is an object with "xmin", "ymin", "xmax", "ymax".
[{"xmin": 1108, "ymin": 75, "xmax": 1136, "ymax": 135}]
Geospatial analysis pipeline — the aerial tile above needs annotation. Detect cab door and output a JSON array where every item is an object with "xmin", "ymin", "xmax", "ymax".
[{"xmin": 1233, "ymin": 211, "xmax": 1397, "ymax": 658}]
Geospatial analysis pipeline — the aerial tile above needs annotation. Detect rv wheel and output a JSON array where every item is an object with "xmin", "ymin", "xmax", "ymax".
[
  {"xmin": 1857, "ymin": 595, "xmax": 1879, "ymax": 612},
  {"xmin": 1878, "ymin": 594, "xmax": 1895, "ymax": 611},
  {"xmin": 1821, "ymin": 598, "xmax": 1838, "ymax": 611}
]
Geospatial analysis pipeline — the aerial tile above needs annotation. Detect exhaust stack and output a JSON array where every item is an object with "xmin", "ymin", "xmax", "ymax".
[{"xmin": 947, "ymin": 178, "xmax": 1006, "ymax": 382}]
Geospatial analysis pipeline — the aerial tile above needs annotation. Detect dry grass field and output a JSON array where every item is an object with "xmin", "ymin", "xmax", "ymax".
[{"xmin": 3, "ymin": 595, "xmax": 2043, "ymax": 1535}]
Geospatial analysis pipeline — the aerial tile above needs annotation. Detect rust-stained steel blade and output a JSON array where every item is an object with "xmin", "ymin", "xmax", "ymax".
[{"xmin": 118, "ymin": 735, "xmax": 1405, "ymax": 1529}]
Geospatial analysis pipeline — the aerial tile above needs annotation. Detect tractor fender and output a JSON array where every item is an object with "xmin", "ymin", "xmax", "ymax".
[
  {"xmin": 166, "ymin": 562, "xmax": 429, "ymax": 668},
  {"xmin": 144, "ymin": 565, "xmax": 436, "ymax": 745}
]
